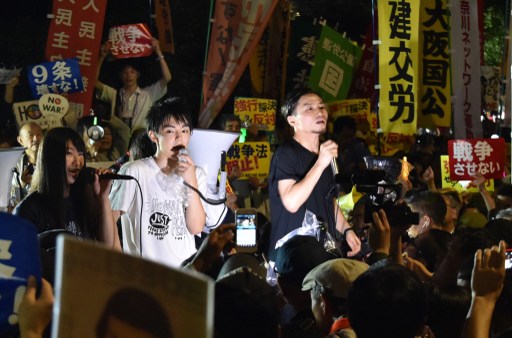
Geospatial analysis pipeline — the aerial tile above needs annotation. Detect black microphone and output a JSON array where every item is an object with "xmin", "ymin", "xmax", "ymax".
[{"xmin": 82, "ymin": 167, "xmax": 134, "ymax": 183}]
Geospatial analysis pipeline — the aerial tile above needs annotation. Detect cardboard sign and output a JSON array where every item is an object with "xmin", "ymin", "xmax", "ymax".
[
  {"xmin": 0, "ymin": 213, "xmax": 41, "ymax": 334},
  {"xmin": 109, "ymin": 23, "xmax": 153, "ymax": 59},
  {"xmin": 38, "ymin": 94, "xmax": 69, "ymax": 117},
  {"xmin": 234, "ymin": 97, "xmax": 276, "ymax": 131},
  {"xmin": 27, "ymin": 59, "xmax": 84, "ymax": 98},
  {"xmin": 448, "ymin": 138, "xmax": 505, "ymax": 180},
  {"xmin": 226, "ymin": 142, "xmax": 272, "ymax": 179},
  {"xmin": 12, "ymin": 101, "xmax": 63, "ymax": 130}
]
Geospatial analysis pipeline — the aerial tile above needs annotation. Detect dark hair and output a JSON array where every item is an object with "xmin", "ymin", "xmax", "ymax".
[
  {"xmin": 280, "ymin": 87, "xmax": 318, "ymax": 119},
  {"xmin": 129, "ymin": 128, "xmax": 156, "ymax": 160},
  {"xmin": 333, "ymin": 116, "xmax": 356, "ymax": 135},
  {"xmin": 31, "ymin": 127, "xmax": 88, "ymax": 229},
  {"xmin": 427, "ymin": 285, "xmax": 471, "ymax": 338},
  {"xmin": 218, "ymin": 114, "xmax": 241, "ymax": 130},
  {"xmin": 96, "ymin": 287, "xmax": 173, "ymax": 338},
  {"xmin": 348, "ymin": 263, "xmax": 427, "ymax": 338},
  {"xmin": 145, "ymin": 97, "xmax": 192, "ymax": 133}
]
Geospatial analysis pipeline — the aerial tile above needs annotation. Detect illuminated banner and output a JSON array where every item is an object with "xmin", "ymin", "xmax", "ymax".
[
  {"xmin": 327, "ymin": 98, "xmax": 376, "ymax": 133},
  {"xmin": 448, "ymin": 138, "xmax": 505, "ymax": 180},
  {"xmin": 418, "ymin": 0, "xmax": 451, "ymax": 129},
  {"xmin": 109, "ymin": 23, "xmax": 153, "ymax": 59},
  {"xmin": 12, "ymin": 100, "xmax": 63, "ymax": 130},
  {"xmin": 45, "ymin": 0, "xmax": 107, "ymax": 118},
  {"xmin": 450, "ymin": 0, "xmax": 482, "ymax": 138},
  {"xmin": 285, "ymin": 17, "xmax": 322, "ymax": 92},
  {"xmin": 200, "ymin": 0, "xmax": 279, "ymax": 128},
  {"xmin": 234, "ymin": 97, "xmax": 276, "ymax": 131},
  {"xmin": 378, "ymin": 0, "xmax": 420, "ymax": 135},
  {"xmin": 440, "ymin": 155, "xmax": 494, "ymax": 192},
  {"xmin": 27, "ymin": 59, "xmax": 84, "ymax": 98},
  {"xmin": 226, "ymin": 141, "xmax": 272, "ymax": 179},
  {"xmin": 309, "ymin": 25, "xmax": 362, "ymax": 102}
]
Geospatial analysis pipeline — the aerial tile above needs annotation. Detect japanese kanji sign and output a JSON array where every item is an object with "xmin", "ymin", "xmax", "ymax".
[
  {"xmin": 309, "ymin": 25, "xmax": 362, "ymax": 102},
  {"xmin": 327, "ymin": 98, "xmax": 376, "ymax": 133},
  {"xmin": 378, "ymin": 0, "xmax": 420, "ymax": 135},
  {"xmin": 108, "ymin": 23, "xmax": 153, "ymax": 59},
  {"xmin": 440, "ymin": 155, "xmax": 494, "ymax": 192},
  {"xmin": 418, "ymin": 0, "xmax": 451, "ymax": 129},
  {"xmin": 199, "ymin": 0, "xmax": 279, "ymax": 128},
  {"xmin": 450, "ymin": 0, "xmax": 483, "ymax": 139},
  {"xmin": 226, "ymin": 141, "xmax": 272, "ymax": 179},
  {"xmin": 45, "ymin": 0, "xmax": 107, "ymax": 117},
  {"xmin": 27, "ymin": 59, "xmax": 84, "ymax": 98},
  {"xmin": 0, "ymin": 213, "xmax": 41, "ymax": 333},
  {"xmin": 448, "ymin": 138, "xmax": 505, "ymax": 180},
  {"xmin": 234, "ymin": 97, "xmax": 276, "ymax": 131}
]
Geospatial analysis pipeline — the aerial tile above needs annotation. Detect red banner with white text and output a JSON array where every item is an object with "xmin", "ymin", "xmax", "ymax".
[
  {"xmin": 448, "ymin": 138, "xmax": 505, "ymax": 180},
  {"xmin": 199, "ymin": 0, "xmax": 279, "ymax": 128},
  {"xmin": 45, "ymin": 0, "xmax": 107, "ymax": 118}
]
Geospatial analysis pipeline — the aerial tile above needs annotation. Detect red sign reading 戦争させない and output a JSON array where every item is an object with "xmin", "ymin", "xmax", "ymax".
[
  {"xmin": 448, "ymin": 138, "xmax": 506, "ymax": 181},
  {"xmin": 108, "ymin": 23, "xmax": 153, "ymax": 59}
]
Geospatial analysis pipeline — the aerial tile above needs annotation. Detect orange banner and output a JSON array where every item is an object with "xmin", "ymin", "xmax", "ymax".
[
  {"xmin": 45, "ymin": 0, "xmax": 107, "ymax": 117},
  {"xmin": 155, "ymin": 0, "xmax": 175, "ymax": 54},
  {"xmin": 199, "ymin": 0, "xmax": 279, "ymax": 128}
]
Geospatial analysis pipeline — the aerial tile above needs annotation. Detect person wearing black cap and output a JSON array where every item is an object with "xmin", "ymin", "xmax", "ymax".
[{"xmin": 273, "ymin": 235, "xmax": 332, "ymax": 338}]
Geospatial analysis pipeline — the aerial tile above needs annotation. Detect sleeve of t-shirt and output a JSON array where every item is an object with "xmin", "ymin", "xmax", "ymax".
[
  {"xmin": 109, "ymin": 162, "xmax": 138, "ymax": 213},
  {"xmin": 273, "ymin": 145, "xmax": 302, "ymax": 182}
]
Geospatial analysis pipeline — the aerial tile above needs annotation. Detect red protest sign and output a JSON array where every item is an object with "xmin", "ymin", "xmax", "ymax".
[
  {"xmin": 448, "ymin": 138, "xmax": 505, "ymax": 180},
  {"xmin": 109, "ymin": 23, "xmax": 153, "ymax": 59}
]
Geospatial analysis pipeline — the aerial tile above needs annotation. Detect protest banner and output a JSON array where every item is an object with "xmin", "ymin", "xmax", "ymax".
[
  {"xmin": 226, "ymin": 141, "xmax": 272, "ymax": 179},
  {"xmin": 234, "ymin": 97, "xmax": 276, "ymax": 131},
  {"xmin": 27, "ymin": 59, "xmax": 83, "ymax": 98},
  {"xmin": 12, "ymin": 100, "xmax": 63, "ymax": 130},
  {"xmin": 108, "ymin": 23, "xmax": 153, "ymax": 59},
  {"xmin": 440, "ymin": 155, "xmax": 494, "ymax": 192}
]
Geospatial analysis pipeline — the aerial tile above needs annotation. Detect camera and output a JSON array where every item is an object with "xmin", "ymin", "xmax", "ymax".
[{"xmin": 353, "ymin": 170, "xmax": 419, "ymax": 227}]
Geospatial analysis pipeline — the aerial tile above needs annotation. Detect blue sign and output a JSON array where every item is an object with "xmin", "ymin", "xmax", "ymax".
[
  {"xmin": 0, "ymin": 212, "xmax": 41, "ymax": 334},
  {"xmin": 27, "ymin": 58, "xmax": 84, "ymax": 99}
]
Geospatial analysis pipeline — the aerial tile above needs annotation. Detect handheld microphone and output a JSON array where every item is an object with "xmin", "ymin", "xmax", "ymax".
[
  {"xmin": 82, "ymin": 167, "xmax": 134, "ymax": 183},
  {"xmin": 331, "ymin": 157, "xmax": 340, "ymax": 176},
  {"xmin": 178, "ymin": 147, "xmax": 189, "ymax": 162}
]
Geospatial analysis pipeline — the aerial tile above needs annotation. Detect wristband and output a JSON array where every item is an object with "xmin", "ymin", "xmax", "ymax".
[
  {"xmin": 343, "ymin": 227, "xmax": 355, "ymax": 237},
  {"xmin": 156, "ymin": 55, "xmax": 164, "ymax": 61}
]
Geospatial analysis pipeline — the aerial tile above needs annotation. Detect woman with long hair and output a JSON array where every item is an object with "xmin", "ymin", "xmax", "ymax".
[{"xmin": 13, "ymin": 127, "xmax": 120, "ymax": 249}]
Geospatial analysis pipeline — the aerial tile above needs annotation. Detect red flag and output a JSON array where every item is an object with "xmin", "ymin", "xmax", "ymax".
[{"xmin": 45, "ymin": 0, "xmax": 107, "ymax": 117}]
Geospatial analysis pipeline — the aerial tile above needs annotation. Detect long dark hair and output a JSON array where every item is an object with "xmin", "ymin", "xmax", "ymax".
[{"xmin": 30, "ymin": 127, "xmax": 93, "ymax": 233}]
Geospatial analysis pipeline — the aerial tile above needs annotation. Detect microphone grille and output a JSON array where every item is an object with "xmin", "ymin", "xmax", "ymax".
[{"xmin": 178, "ymin": 148, "xmax": 189, "ymax": 156}]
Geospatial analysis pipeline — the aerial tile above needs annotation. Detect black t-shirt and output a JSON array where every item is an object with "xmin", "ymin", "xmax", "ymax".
[
  {"xmin": 268, "ymin": 138, "xmax": 337, "ymax": 254},
  {"xmin": 13, "ymin": 192, "xmax": 93, "ymax": 239}
]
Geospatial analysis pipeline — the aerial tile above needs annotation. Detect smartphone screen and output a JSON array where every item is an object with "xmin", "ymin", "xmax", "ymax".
[
  {"xmin": 506, "ymin": 249, "xmax": 512, "ymax": 270},
  {"xmin": 235, "ymin": 210, "xmax": 257, "ymax": 252}
]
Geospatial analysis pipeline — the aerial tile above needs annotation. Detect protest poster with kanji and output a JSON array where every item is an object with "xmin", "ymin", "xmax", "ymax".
[
  {"xmin": 448, "ymin": 138, "xmax": 505, "ymax": 180},
  {"xmin": 234, "ymin": 97, "xmax": 276, "ymax": 131},
  {"xmin": 440, "ymin": 155, "xmax": 494, "ymax": 192},
  {"xmin": 326, "ymin": 98, "xmax": 376, "ymax": 133},
  {"xmin": 109, "ymin": 23, "xmax": 153, "ymax": 59},
  {"xmin": 226, "ymin": 141, "xmax": 272, "ymax": 179},
  {"xmin": 27, "ymin": 59, "xmax": 84, "ymax": 98}
]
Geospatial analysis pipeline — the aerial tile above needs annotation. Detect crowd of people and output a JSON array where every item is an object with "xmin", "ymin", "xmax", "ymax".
[{"xmin": 0, "ymin": 41, "xmax": 510, "ymax": 338}]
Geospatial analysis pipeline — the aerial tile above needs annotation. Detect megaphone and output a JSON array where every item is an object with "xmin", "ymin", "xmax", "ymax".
[
  {"xmin": 0, "ymin": 147, "xmax": 26, "ymax": 211},
  {"xmin": 188, "ymin": 129, "xmax": 239, "ymax": 200}
]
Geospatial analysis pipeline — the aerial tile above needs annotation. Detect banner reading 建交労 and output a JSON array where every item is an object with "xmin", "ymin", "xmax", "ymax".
[
  {"xmin": 378, "ymin": 0, "xmax": 420, "ymax": 135},
  {"xmin": 45, "ymin": 0, "xmax": 107, "ymax": 118}
]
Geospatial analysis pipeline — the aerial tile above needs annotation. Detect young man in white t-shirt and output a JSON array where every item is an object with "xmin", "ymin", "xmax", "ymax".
[{"xmin": 110, "ymin": 97, "xmax": 223, "ymax": 267}]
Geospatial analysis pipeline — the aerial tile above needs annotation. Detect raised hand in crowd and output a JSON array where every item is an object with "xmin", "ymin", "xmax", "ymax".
[
  {"xmin": 18, "ymin": 276, "xmax": 54, "ymax": 338},
  {"xmin": 468, "ymin": 172, "xmax": 495, "ymax": 213},
  {"xmin": 462, "ymin": 241, "xmax": 506, "ymax": 338},
  {"xmin": 422, "ymin": 166, "xmax": 436, "ymax": 191}
]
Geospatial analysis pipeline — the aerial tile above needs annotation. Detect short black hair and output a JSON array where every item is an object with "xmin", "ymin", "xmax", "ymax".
[
  {"xmin": 145, "ymin": 97, "xmax": 192, "ymax": 133},
  {"xmin": 280, "ymin": 87, "xmax": 318, "ymax": 119},
  {"xmin": 333, "ymin": 116, "xmax": 356, "ymax": 134}
]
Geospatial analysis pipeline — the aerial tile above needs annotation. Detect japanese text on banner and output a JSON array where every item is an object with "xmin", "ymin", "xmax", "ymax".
[
  {"xmin": 226, "ymin": 142, "xmax": 272, "ymax": 179},
  {"xmin": 234, "ymin": 97, "xmax": 276, "ymax": 131}
]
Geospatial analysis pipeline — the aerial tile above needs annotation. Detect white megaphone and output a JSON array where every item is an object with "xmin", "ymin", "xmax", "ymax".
[
  {"xmin": 0, "ymin": 147, "xmax": 26, "ymax": 211},
  {"xmin": 188, "ymin": 129, "xmax": 239, "ymax": 201}
]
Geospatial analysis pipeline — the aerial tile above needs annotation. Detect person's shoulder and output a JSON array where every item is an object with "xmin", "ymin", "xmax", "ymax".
[{"xmin": 13, "ymin": 192, "xmax": 44, "ymax": 216}]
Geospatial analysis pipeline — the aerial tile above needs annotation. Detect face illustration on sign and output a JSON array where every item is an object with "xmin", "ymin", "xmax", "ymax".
[{"xmin": 27, "ymin": 105, "xmax": 43, "ymax": 120}]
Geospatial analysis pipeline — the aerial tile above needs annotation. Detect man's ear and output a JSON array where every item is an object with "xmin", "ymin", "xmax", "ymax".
[
  {"xmin": 148, "ymin": 130, "xmax": 158, "ymax": 144},
  {"xmin": 287, "ymin": 114, "xmax": 296, "ymax": 127},
  {"xmin": 16, "ymin": 136, "xmax": 23, "ymax": 146}
]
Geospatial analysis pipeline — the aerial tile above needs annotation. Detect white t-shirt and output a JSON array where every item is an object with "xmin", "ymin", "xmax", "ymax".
[{"xmin": 110, "ymin": 157, "xmax": 225, "ymax": 267}]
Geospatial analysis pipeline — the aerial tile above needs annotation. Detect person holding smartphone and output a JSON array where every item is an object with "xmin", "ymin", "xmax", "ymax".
[{"xmin": 268, "ymin": 88, "xmax": 360, "ymax": 256}]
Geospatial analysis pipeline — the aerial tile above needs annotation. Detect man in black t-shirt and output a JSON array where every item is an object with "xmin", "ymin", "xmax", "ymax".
[{"xmin": 268, "ymin": 88, "xmax": 361, "ymax": 256}]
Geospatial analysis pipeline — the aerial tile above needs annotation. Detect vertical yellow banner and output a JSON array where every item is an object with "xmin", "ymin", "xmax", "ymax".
[
  {"xmin": 378, "ymin": 0, "xmax": 420, "ymax": 135},
  {"xmin": 418, "ymin": 0, "xmax": 451, "ymax": 128}
]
